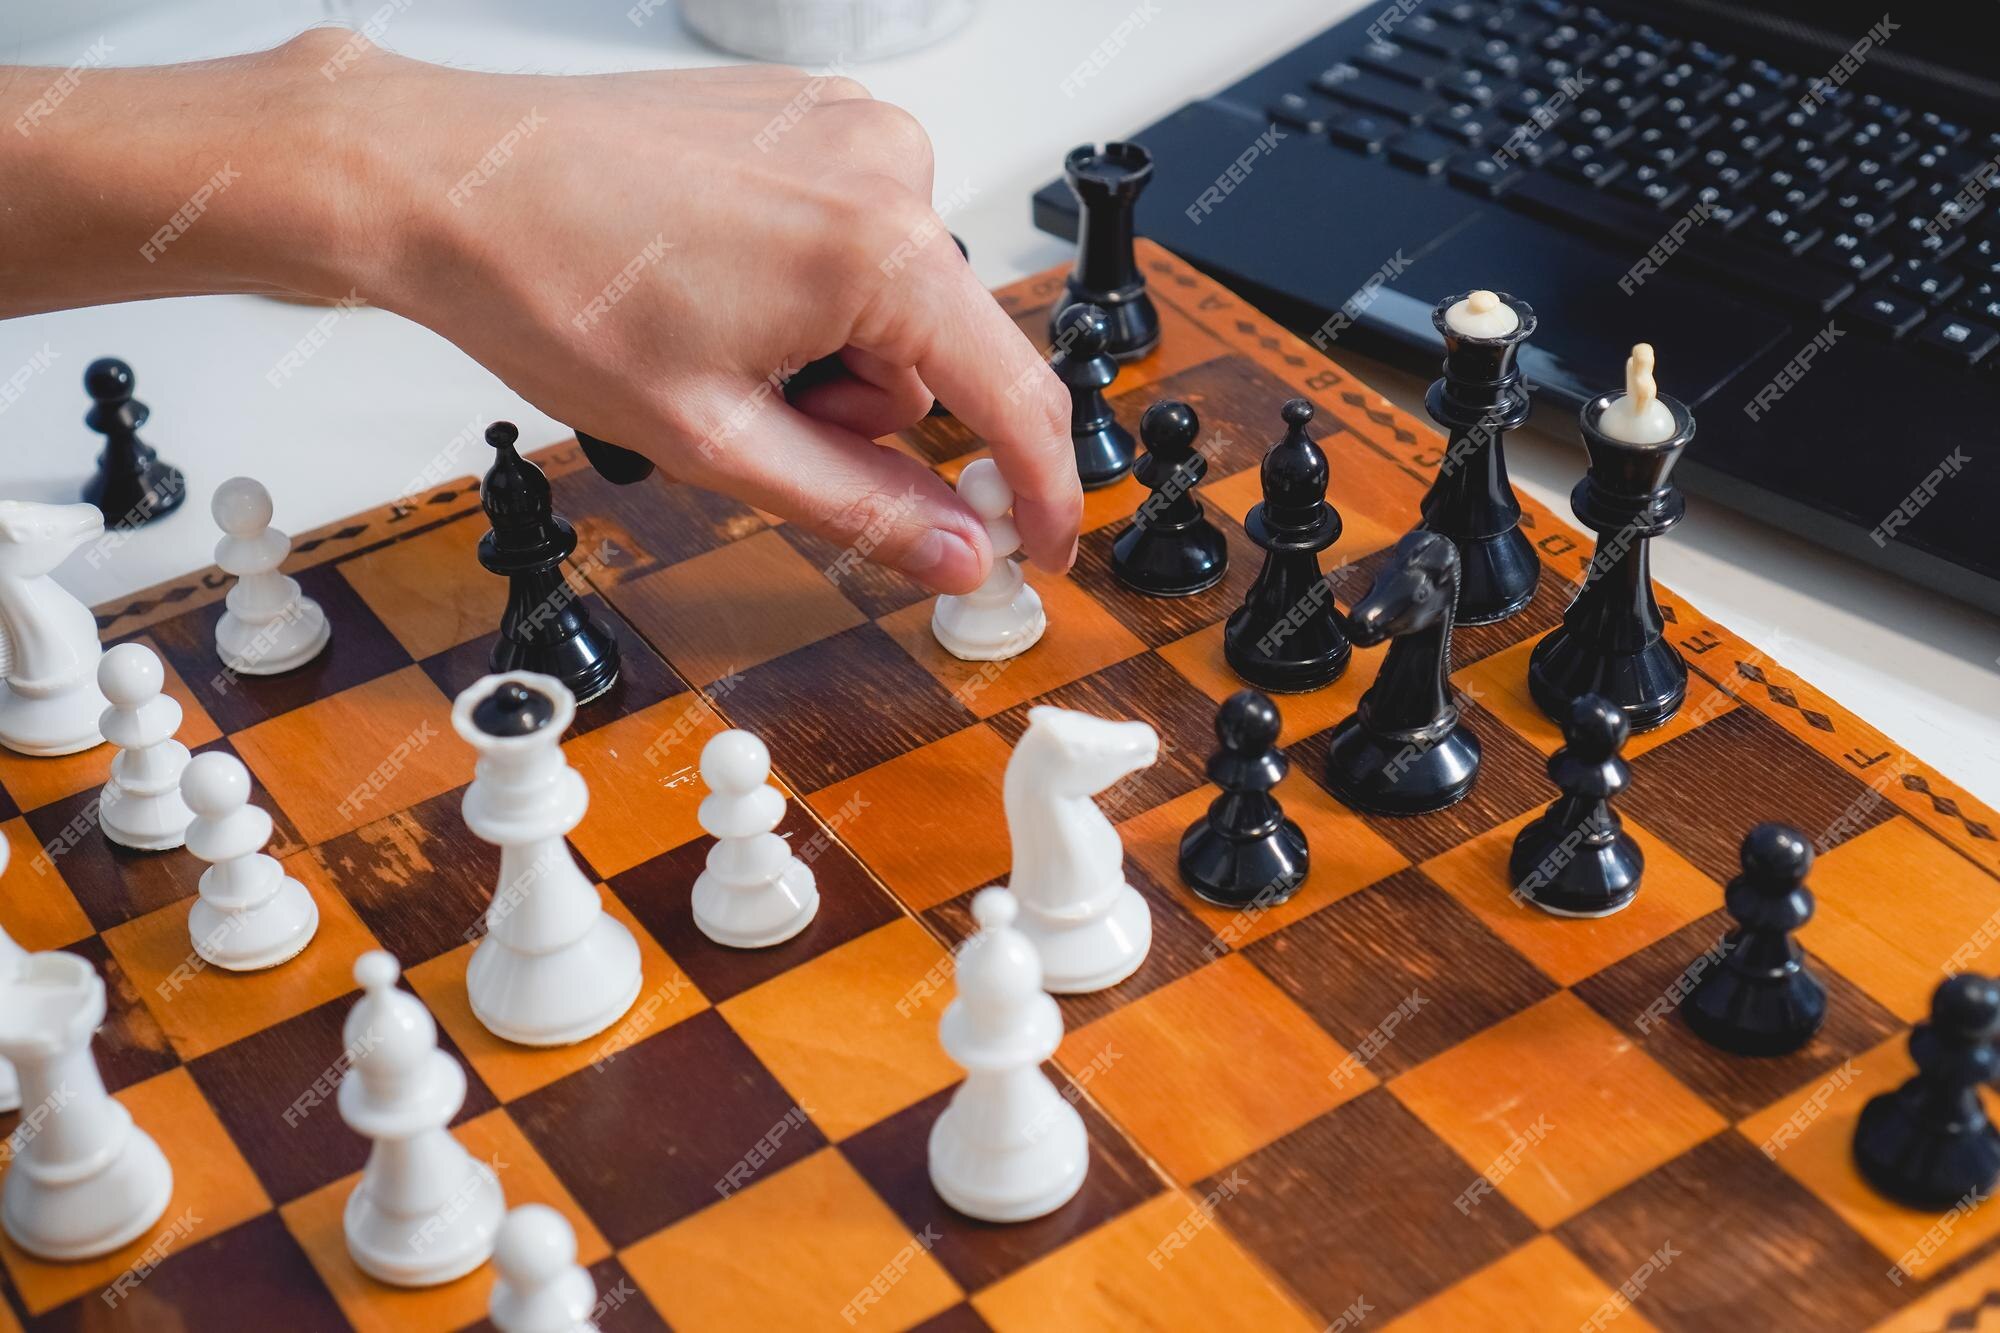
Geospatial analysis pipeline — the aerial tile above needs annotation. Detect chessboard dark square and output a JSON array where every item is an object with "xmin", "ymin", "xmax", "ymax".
[
  {"xmin": 1124, "ymin": 355, "xmax": 1330, "ymax": 479},
  {"xmin": 896, "ymin": 410, "xmax": 982, "ymax": 466},
  {"xmin": 1207, "ymin": 1087, "xmax": 1539, "ymax": 1324},
  {"xmin": 302, "ymin": 783, "xmax": 498, "ymax": 968},
  {"xmin": 557, "ymin": 466, "xmax": 767, "ymax": 580},
  {"xmin": 1067, "ymin": 511, "xmax": 1261, "ymax": 650},
  {"xmin": 840, "ymin": 1078, "xmax": 1163, "ymax": 1292},
  {"xmin": 455, "ymin": 1254, "xmax": 672, "ymax": 1333},
  {"xmin": 1451, "ymin": 562, "xmax": 1573, "ymax": 667},
  {"xmin": 1246, "ymin": 868, "xmax": 1557, "ymax": 1078},
  {"xmin": 1572, "ymin": 910, "xmax": 1902, "ymax": 1121},
  {"xmin": 511, "ymin": 1008, "xmax": 828, "ymax": 1247},
  {"xmin": 1556, "ymin": 1133, "xmax": 1904, "ymax": 1332},
  {"xmin": 774, "ymin": 523, "xmax": 934, "ymax": 620},
  {"xmin": 906, "ymin": 1305, "xmax": 994, "ymax": 1333},
  {"xmin": 63, "ymin": 933, "xmax": 179, "ymax": 1095},
  {"xmin": 722, "ymin": 623, "xmax": 977, "ymax": 792}
]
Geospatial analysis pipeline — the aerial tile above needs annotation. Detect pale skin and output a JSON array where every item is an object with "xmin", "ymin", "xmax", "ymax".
[{"xmin": 0, "ymin": 29, "xmax": 1082, "ymax": 594}]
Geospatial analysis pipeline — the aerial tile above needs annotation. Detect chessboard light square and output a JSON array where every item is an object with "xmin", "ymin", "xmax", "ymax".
[
  {"xmin": 1738, "ymin": 1032, "xmax": 2000, "ymax": 1276},
  {"xmin": 1800, "ymin": 816, "xmax": 2000, "ymax": 1023},
  {"xmin": 718, "ymin": 918, "xmax": 960, "ymax": 1140},
  {"xmin": 1382, "ymin": 1235, "xmax": 1662, "ymax": 1333},
  {"xmin": 1868, "ymin": 1243, "xmax": 2000, "ymax": 1331},
  {"xmin": 620, "ymin": 1147, "xmax": 962, "ymax": 1332},
  {"xmin": 876, "ymin": 567, "xmax": 1146, "ymax": 720},
  {"xmin": 0, "ymin": 1067, "xmax": 270, "ymax": 1316},
  {"xmin": 335, "ymin": 513, "xmax": 506, "ymax": 660},
  {"xmin": 1157, "ymin": 620, "xmax": 1384, "ymax": 746},
  {"xmin": 279, "ymin": 1107, "xmax": 610, "ymax": 1333},
  {"xmin": 230, "ymin": 663, "xmax": 464, "ymax": 845},
  {"xmin": 972, "ymin": 1190, "xmax": 1320, "ymax": 1333},
  {"xmin": 407, "ymin": 890, "xmax": 703, "ymax": 1103},
  {"xmin": 1061, "ymin": 953, "xmax": 1364, "ymax": 1183},
  {"xmin": 1389, "ymin": 992, "xmax": 1727, "ymax": 1227},
  {"xmin": 1201, "ymin": 464, "xmax": 1407, "ymax": 570},
  {"xmin": 104, "ymin": 850, "xmax": 381, "ymax": 1061},
  {"xmin": 0, "ymin": 815, "xmax": 93, "ymax": 950},
  {"xmin": 1452, "ymin": 635, "xmax": 1735, "ymax": 761},
  {"xmin": 562, "ymin": 690, "xmax": 729, "ymax": 879},
  {"xmin": 806, "ymin": 723, "xmax": 1013, "ymax": 913},
  {"xmin": 1421, "ymin": 812, "xmax": 1720, "ymax": 988},
  {"xmin": 613, "ymin": 527, "xmax": 868, "ymax": 688}
]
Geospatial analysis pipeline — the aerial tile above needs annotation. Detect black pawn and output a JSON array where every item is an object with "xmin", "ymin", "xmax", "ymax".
[
  {"xmin": 1682, "ymin": 824, "xmax": 1828, "ymax": 1056},
  {"xmin": 1180, "ymin": 690, "xmax": 1309, "ymax": 909},
  {"xmin": 1509, "ymin": 694, "xmax": 1644, "ymax": 916},
  {"xmin": 1223, "ymin": 399, "xmax": 1350, "ymax": 692},
  {"xmin": 1112, "ymin": 400, "xmax": 1228, "ymax": 596},
  {"xmin": 1854, "ymin": 974, "xmax": 2000, "ymax": 1210},
  {"xmin": 478, "ymin": 422, "xmax": 621, "ymax": 704},
  {"xmin": 81, "ymin": 358, "xmax": 185, "ymax": 529},
  {"xmin": 1048, "ymin": 142, "xmax": 1160, "ymax": 361},
  {"xmin": 1050, "ymin": 303, "xmax": 1135, "ymax": 489}
]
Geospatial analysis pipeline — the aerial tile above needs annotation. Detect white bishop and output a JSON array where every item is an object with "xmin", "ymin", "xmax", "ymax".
[
  {"xmin": 183, "ymin": 751, "xmax": 319, "ymax": 970},
  {"xmin": 212, "ymin": 477, "xmax": 330, "ymax": 675},
  {"xmin": 489, "ymin": 1204, "xmax": 602, "ymax": 1333},
  {"xmin": 692, "ymin": 729, "xmax": 818, "ymax": 948},
  {"xmin": 97, "ymin": 642, "xmax": 194, "ymax": 851},
  {"xmin": 931, "ymin": 459, "xmax": 1046, "ymax": 661}
]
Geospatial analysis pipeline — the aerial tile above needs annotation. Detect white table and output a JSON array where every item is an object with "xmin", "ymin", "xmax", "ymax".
[{"xmin": 6, "ymin": 0, "xmax": 1997, "ymax": 806}]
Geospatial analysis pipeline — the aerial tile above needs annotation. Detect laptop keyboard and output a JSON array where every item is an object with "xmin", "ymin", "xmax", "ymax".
[{"xmin": 1273, "ymin": 0, "xmax": 2000, "ymax": 368}]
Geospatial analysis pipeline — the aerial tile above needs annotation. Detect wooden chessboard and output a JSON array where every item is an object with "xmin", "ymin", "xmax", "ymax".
[{"xmin": 4, "ymin": 240, "xmax": 1999, "ymax": 1333}]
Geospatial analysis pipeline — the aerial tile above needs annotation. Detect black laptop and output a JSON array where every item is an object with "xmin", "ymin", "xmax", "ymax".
[{"xmin": 1033, "ymin": 0, "xmax": 2000, "ymax": 614}]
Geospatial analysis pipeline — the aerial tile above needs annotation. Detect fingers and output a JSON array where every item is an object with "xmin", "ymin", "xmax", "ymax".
[{"xmin": 787, "ymin": 346, "xmax": 935, "ymax": 441}]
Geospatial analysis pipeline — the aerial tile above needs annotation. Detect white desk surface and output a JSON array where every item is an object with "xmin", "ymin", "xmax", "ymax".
[{"xmin": 5, "ymin": 0, "xmax": 1996, "ymax": 807}]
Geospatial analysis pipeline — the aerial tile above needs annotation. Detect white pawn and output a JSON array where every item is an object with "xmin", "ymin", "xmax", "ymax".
[
  {"xmin": 97, "ymin": 643, "xmax": 195, "ymax": 851},
  {"xmin": 490, "ymin": 1204, "xmax": 601, "ymax": 1333},
  {"xmin": 0, "ymin": 834, "xmax": 21, "ymax": 1112},
  {"xmin": 340, "ymin": 951, "xmax": 504, "ymax": 1286},
  {"xmin": 182, "ymin": 751, "xmax": 319, "ymax": 970},
  {"xmin": 0, "ymin": 948, "xmax": 173, "ymax": 1260},
  {"xmin": 212, "ymin": 477, "xmax": 330, "ymax": 675},
  {"xmin": 928, "ymin": 888, "xmax": 1088, "ymax": 1222},
  {"xmin": 0, "ymin": 500, "xmax": 109, "ymax": 756},
  {"xmin": 931, "ymin": 459, "xmax": 1046, "ymax": 661},
  {"xmin": 692, "ymin": 730, "xmax": 818, "ymax": 949}
]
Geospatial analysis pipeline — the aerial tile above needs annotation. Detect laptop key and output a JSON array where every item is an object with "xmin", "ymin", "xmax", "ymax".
[
  {"xmin": 1316, "ymin": 65, "xmax": 1443, "ymax": 124},
  {"xmin": 1610, "ymin": 171, "xmax": 1690, "ymax": 210},
  {"xmin": 1814, "ymin": 234, "xmax": 1894, "ymax": 282},
  {"xmin": 1356, "ymin": 41, "xmax": 1456, "ymax": 90},
  {"xmin": 1388, "ymin": 130, "xmax": 1463, "ymax": 174},
  {"xmin": 1550, "ymin": 142, "xmax": 1627, "ymax": 186},
  {"xmin": 1848, "ymin": 287, "xmax": 1925, "ymax": 338},
  {"xmin": 1888, "ymin": 259, "xmax": 1965, "ymax": 305},
  {"xmin": 1916, "ymin": 314, "xmax": 1999, "ymax": 365},
  {"xmin": 1399, "ymin": 16, "xmax": 1482, "ymax": 58},
  {"xmin": 1449, "ymin": 152, "xmax": 1525, "ymax": 197},
  {"xmin": 1743, "ymin": 206, "xmax": 1822, "ymax": 255},
  {"xmin": 1428, "ymin": 104, "xmax": 1494, "ymax": 143},
  {"xmin": 1269, "ymin": 92, "xmax": 1334, "ymax": 135},
  {"xmin": 1328, "ymin": 111, "xmax": 1401, "ymax": 154},
  {"xmin": 1955, "ymin": 280, "xmax": 2000, "ymax": 324}
]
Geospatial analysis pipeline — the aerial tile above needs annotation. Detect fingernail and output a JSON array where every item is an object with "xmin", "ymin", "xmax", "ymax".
[
  {"xmin": 897, "ymin": 528, "xmax": 979, "ymax": 590},
  {"xmin": 1062, "ymin": 536, "xmax": 1079, "ymax": 573}
]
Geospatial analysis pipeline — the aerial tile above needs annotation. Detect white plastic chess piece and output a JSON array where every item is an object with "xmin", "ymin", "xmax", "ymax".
[
  {"xmin": 182, "ymin": 751, "xmax": 319, "ymax": 970},
  {"xmin": 1597, "ymin": 343, "xmax": 1677, "ymax": 445},
  {"xmin": 0, "ymin": 949, "xmax": 173, "ymax": 1260},
  {"xmin": 931, "ymin": 459, "xmax": 1046, "ymax": 661},
  {"xmin": 212, "ymin": 476, "xmax": 330, "ymax": 675},
  {"xmin": 453, "ymin": 672, "xmax": 642, "ymax": 1046},
  {"xmin": 0, "ymin": 834, "xmax": 21, "ymax": 1112},
  {"xmin": 691, "ymin": 729, "xmax": 818, "ymax": 948},
  {"xmin": 1004, "ymin": 705, "xmax": 1158, "ymax": 993},
  {"xmin": 490, "ymin": 1203, "xmax": 602, "ymax": 1333},
  {"xmin": 0, "ymin": 500, "xmax": 109, "ymax": 756},
  {"xmin": 97, "ymin": 643, "xmax": 195, "ymax": 851},
  {"xmin": 340, "ymin": 951, "xmax": 504, "ymax": 1286},
  {"xmin": 928, "ymin": 888, "xmax": 1089, "ymax": 1222}
]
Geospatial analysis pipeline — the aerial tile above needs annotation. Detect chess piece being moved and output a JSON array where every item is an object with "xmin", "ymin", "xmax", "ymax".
[
  {"xmin": 454, "ymin": 672, "xmax": 642, "ymax": 1045},
  {"xmin": 0, "ymin": 948, "xmax": 172, "ymax": 1260},
  {"xmin": 692, "ymin": 729, "xmax": 819, "ymax": 948},
  {"xmin": 490, "ymin": 1204, "xmax": 601, "ymax": 1333},
  {"xmin": 1005, "ymin": 705, "xmax": 1158, "ymax": 993},
  {"xmin": 1527, "ymin": 345, "xmax": 1690, "ymax": 731},
  {"xmin": 0, "ymin": 501, "xmax": 108, "ymax": 756},
  {"xmin": 1112, "ymin": 399, "xmax": 1228, "ymax": 597},
  {"xmin": 480, "ymin": 423, "xmax": 622, "ymax": 704},
  {"xmin": 81, "ymin": 357, "xmax": 186, "ymax": 528},
  {"xmin": 1050, "ymin": 304, "xmax": 1136, "ymax": 489},
  {"xmin": 1419, "ymin": 290, "xmax": 1539, "ymax": 625},
  {"xmin": 212, "ymin": 476, "xmax": 330, "ymax": 676},
  {"xmin": 1509, "ymin": 694, "xmax": 1643, "ymax": 916},
  {"xmin": 932, "ymin": 459, "xmax": 1046, "ymax": 661},
  {"xmin": 1854, "ymin": 973, "xmax": 2000, "ymax": 1210},
  {"xmin": 183, "ymin": 751, "xmax": 319, "ymax": 970},
  {"xmin": 1048, "ymin": 142, "xmax": 1161, "ymax": 361},
  {"xmin": 340, "ymin": 951, "xmax": 504, "ymax": 1286},
  {"xmin": 0, "ymin": 837, "xmax": 21, "ymax": 1112},
  {"xmin": 1683, "ymin": 823, "xmax": 1827, "ymax": 1055},
  {"xmin": 1180, "ymin": 690, "xmax": 1309, "ymax": 909},
  {"xmin": 98, "ymin": 643, "xmax": 194, "ymax": 851},
  {"xmin": 929, "ymin": 888, "xmax": 1089, "ymax": 1222},
  {"xmin": 1324, "ymin": 530, "xmax": 1482, "ymax": 814},
  {"xmin": 1224, "ymin": 400, "xmax": 1351, "ymax": 692}
]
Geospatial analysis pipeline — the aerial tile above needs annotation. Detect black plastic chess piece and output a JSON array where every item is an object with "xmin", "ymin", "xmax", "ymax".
[
  {"xmin": 1526, "ymin": 387, "xmax": 1692, "ymax": 731},
  {"xmin": 1323, "ymin": 530, "xmax": 1481, "ymax": 814},
  {"xmin": 1051, "ymin": 304, "xmax": 1136, "ymax": 489},
  {"xmin": 1509, "ymin": 694, "xmax": 1644, "ymax": 916},
  {"xmin": 1223, "ymin": 400, "xmax": 1351, "ymax": 692},
  {"xmin": 80, "ymin": 358, "xmax": 185, "ymax": 528},
  {"xmin": 472, "ymin": 680, "xmax": 557, "ymax": 737},
  {"xmin": 1683, "ymin": 823, "xmax": 1828, "ymax": 1056},
  {"xmin": 1048, "ymin": 142, "xmax": 1161, "ymax": 361},
  {"xmin": 1418, "ymin": 292, "xmax": 1540, "ymax": 625},
  {"xmin": 1179, "ymin": 690, "xmax": 1310, "ymax": 909},
  {"xmin": 572, "ymin": 430, "xmax": 656, "ymax": 485},
  {"xmin": 1854, "ymin": 973, "xmax": 2000, "ymax": 1210},
  {"xmin": 1112, "ymin": 400, "xmax": 1228, "ymax": 596},
  {"xmin": 478, "ymin": 422, "xmax": 622, "ymax": 704}
]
